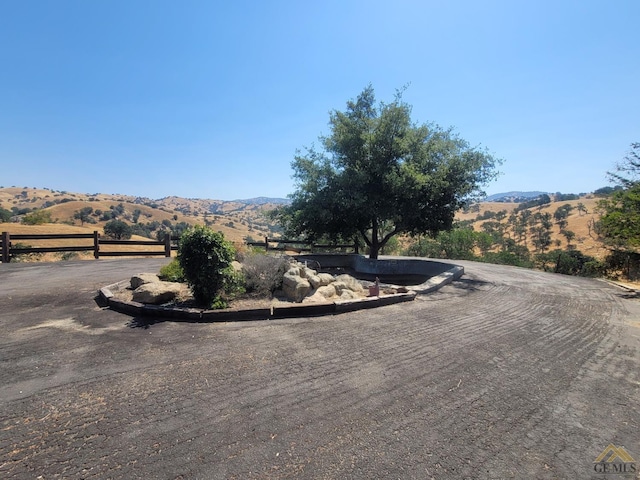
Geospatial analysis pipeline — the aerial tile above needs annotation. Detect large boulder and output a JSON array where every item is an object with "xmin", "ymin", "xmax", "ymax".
[
  {"xmin": 130, "ymin": 273, "xmax": 161, "ymax": 290},
  {"xmin": 334, "ymin": 274, "xmax": 365, "ymax": 293},
  {"xmin": 316, "ymin": 273, "xmax": 335, "ymax": 287},
  {"xmin": 316, "ymin": 284, "xmax": 337, "ymax": 299},
  {"xmin": 282, "ymin": 272, "xmax": 312, "ymax": 302},
  {"xmin": 339, "ymin": 290, "xmax": 359, "ymax": 300},
  {"xmin": 132, "ymin": 281, "xmax": 184, "ymax": 304}
]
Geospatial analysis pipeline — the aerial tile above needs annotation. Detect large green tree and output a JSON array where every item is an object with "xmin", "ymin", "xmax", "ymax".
[
  {"xmin": 273, "ymin": 85, "xmax": 501, "ymax": 258},
  {"xmin": 598, "ymin": 142, "xmax": 640, "ymax": 248}
]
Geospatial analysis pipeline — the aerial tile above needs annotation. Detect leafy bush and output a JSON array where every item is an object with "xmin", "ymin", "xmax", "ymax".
[
  {"xmin": 242, "ymin": 254, "xmax": 289, "ymax": 296},
  {"xmin": 158, "ymin": 259, "xmax": 185, "ymax": 283},
  {"xmin": 178, "ymin": 226, "xmax": 240, "ymax": 308},
  {"xmin": 534, "ymin": 249, "xmax": 602, "ymax": 276},
  {"xmin": 480, "ymin": 251, "xmax": 533, "ymax": 268},
  {"xmin": 22, "ymin": 210, "xmax": 52, "ymax": 225}
]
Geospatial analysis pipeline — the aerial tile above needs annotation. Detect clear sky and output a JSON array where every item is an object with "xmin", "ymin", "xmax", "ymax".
[{"xmin": 1, "ymin": 0, "xmax": 638, "ymax": 200}]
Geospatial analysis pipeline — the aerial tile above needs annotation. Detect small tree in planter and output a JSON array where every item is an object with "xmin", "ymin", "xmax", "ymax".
[{"xmin": 178, "ymin": 225, "xmax": 242, "ymax": 308}]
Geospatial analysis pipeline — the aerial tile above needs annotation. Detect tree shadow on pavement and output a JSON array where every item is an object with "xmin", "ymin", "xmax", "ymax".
[
  {"xmin": 615, "ymin": 291, "xmax": 640, "ymax": 300},
  {"xmin": 126, "ymin": 316, "xmax": 166, "ymax": 329},
  {"xmin": 449, "ymin": 277, "xmax": 492, "ymax": 291}
]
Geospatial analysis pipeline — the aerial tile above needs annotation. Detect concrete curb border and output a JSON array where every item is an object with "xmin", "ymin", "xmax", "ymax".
[{"xmin": 98, "ymin": 259, "xmax": 464, "ymax": 322}]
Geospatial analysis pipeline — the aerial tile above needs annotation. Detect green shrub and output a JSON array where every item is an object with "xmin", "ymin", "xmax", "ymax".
[
  {"xmin": 480, "ymin": 251, "xmax": 533, "ymax": 268},
  {"xmin": 10, "ymin": 243, "xmax": 43, "ymax": 262},
  {"xmin": 178, "ymin": 225, "xmax": 239, "ymax": 308},
  {"xmin": 158, "ymin": 259, "xmax": 186, "ymax": 283},
  {"xmin": 242, "ymin": 254, "xmax": 289, "ymax": 296},
  {"xmin": 22, "ymin": 210, "xmax": 52, "ymax": 225}
]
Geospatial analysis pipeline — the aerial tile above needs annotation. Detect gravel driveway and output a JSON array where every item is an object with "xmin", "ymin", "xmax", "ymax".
[{"xmin": 1, "ymin": 258, "xmax": 639, "ymax": 479}]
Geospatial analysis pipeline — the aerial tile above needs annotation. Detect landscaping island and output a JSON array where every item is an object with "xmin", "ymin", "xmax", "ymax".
[{"xmin": 99, "ymin": 255, "xmax": 464, "ymax": 322}]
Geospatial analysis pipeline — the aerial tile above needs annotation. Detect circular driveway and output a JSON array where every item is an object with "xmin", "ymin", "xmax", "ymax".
[{"xmin": 1, "ymin": 258, "xmax": 639, "ymax": 479}]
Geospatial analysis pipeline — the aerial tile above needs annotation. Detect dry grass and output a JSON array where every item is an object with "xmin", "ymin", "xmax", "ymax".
[
  {"xmin": 456, "ymin": 196, "xmax": 609, "ymax": 259},
  {"xmin": 0, "ymin": 187, "xmax": 277, "ymax": 245}
]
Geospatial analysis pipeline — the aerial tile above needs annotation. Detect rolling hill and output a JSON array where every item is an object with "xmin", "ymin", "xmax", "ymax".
[
  {"xmin": 0, "ymin": 186, "xmax": 613, "ymax": 262},
  {"xmin": 0, "ymin": 187, "xmax": 283, "ymax": 248}
]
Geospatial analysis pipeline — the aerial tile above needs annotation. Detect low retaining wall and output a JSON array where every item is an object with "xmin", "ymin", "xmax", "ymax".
[
  {"xmin": 296, "ymin": 254, "xmax": 464, "ymax": 293},
  {"xmin": 100, "ymin": 255, "xmax": 463, "ymax": 322},
  {"xmin": 99, "ymin": 283, "xmax": 417, "ymax": 322}
]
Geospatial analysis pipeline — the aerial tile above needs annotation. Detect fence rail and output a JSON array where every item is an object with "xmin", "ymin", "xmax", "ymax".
[
  {"xmin": 246, "ymin": 237, "xmax": 358, "ymax": 254},
  {"xmin": 1, "ymin": 231, "xmax": 178, "ymax": 263}
]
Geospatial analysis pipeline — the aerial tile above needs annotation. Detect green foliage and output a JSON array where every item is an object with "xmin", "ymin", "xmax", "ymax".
[
  {"xmin": 405, "ymin": 227, "xmax": 487, "ymax": 260},
  {"xmin": 10, "ymin": 242, "xmax": 43, "ymax": 262},
  {"xmin": 242, "ymin": 254, "xmax": 290, "ymax": 296},
  {"xmin": 158, "ymin": 259, "xmax": 186, "ymax": 283},
  {"xmin": 22, "ymin": 210, "xmax": 52, "ymax": 225},
  {"xmin": 103, "ymin": 219, "xmax": 132, "ymax": 239},
  {"xmin": 514, "ymin": 194, "xmax": 551, "ymax": 212},
  {"xmin": 0, "ymin": 207, "xmax": 11, "ymax": 222},
  {"xmin": 594, "ymin": 186, "xmax": 622, "ymax": 197},
  {"xmin": 607, "ymin": 142, "xmax": 640, "ymax": 188},
  {"xmin": 178, "ymin": 225, "xmax": 239, "ymax": 308},
  {"xmin": 597, "ymin": 183, "xmax": 640, "ymax": 248},
  {"xmin": 73, "ymin": 206, "xmax": 94, "ymax": 226},
  {"xmin": 480, "ymin": 250, "xmax": 533, "ymax": 268},
  {"xmin": 535, "ymin": 249, "xmax": 602, "ymax": 277},
  {"xmin": 272, "ymin": 85, "xmax": 501, "ymax": 259}
]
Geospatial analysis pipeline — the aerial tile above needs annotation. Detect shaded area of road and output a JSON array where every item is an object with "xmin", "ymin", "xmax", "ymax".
[{"xmin": 1, "ymin": 258, "xmax": 639, "ymax": 479}]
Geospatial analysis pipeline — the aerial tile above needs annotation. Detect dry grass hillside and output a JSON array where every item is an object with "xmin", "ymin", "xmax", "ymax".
[
  {"xmin": 1, "ymin": 186, "xmax": 614, "ymax": 263},
  {"xmin": 456, "ymin": 195, "xmax": 607, "ymax": 259},
  {"xmin": 0, "ymin": 187, "xmax": 284, "ymax": 247}
]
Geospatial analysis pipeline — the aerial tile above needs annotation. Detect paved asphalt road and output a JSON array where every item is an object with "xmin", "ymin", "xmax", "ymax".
[{"xmin": 1, "ymin": 258, "xmax": 639, "ymax": 479}]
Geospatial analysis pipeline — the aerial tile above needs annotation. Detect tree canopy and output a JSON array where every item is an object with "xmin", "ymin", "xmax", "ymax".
[
  {"xmin": 273, "ymin": 85, "xmax": 502, "ymax": 258},
  {"xmin": 598, "ymin": 142, "xmax": 640, "ymax": 250},
  {"xmin": 103, "ymin": 219, "xmax": 132, "ymax": 240},
  {"xmin": 607, "ymin": 142, "xmax": 640, "ymax": 188}
]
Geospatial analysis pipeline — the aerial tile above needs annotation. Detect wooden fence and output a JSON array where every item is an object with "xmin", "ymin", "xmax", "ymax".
[
  {"xmin": 0, "ymin": 231, "xmax": 178, "ymax": 263},
  {"xmin": 246, "ymin": 237, "xmax": 358, "ymax": 254}
]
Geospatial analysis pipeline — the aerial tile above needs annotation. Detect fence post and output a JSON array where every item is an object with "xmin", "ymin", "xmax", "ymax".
[
  {"xmin": 1, "ymin": 232, "xmax": 9, "ymax": 263},
  {"xmin": 93, "ymin": 231, "xmax": 100, "ymax": 259},
  {"xmin": 165, "ymin": 234, "xmax": 172, "ymax": 257},
  {"xmin": 265, "ymin": 236, "xmax": 269, "ymax": 251}
]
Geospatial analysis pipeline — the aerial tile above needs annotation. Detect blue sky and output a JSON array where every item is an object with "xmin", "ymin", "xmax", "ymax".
[{"xmin": 1, "ymin": 0, "xmax": 638, "ymax": 200}]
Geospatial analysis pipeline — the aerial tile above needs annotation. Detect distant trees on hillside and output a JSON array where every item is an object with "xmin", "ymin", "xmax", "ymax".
[
  {"xmin": 73, "ymin": 207, "xmax": 95, "ymax": 226},
  {"xmin": 104, "ymin": 220, "xmax": 132, "ymax": 240}
]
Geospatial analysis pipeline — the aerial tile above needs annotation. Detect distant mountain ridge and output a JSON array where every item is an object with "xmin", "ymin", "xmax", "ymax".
[
  {"xmin": 484, "ymin": 191, "xmax": 549, "ymax": 202},
  {"xmin": 233, "ymin": 197, "xmax": 290, "ymax": 205}
]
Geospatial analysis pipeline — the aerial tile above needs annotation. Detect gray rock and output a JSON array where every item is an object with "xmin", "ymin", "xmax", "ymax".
[
  {"xmin": 302, "ymin": 267, "xmax": 317, "ymax": 278},
  {"xmin": 307, "ymin": 274, "xmax": 322, "ymax": 289},
  {"xmin": 130, "ymin": 273, "xmax": 161, "ymax": 290},
  {"xmin": 132, "ymin": 281, "xmax": 184, "ymax": 304}
]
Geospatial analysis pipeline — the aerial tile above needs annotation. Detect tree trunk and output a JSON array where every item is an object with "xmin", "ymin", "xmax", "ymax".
[{"xmin": 370, "ymin": 217, "xmax": 380, "ymax": 259}]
